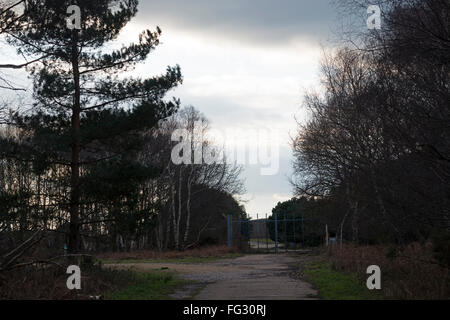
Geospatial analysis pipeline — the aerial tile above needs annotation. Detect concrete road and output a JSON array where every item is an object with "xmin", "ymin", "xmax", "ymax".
[
  {"xmin": 109, "ymin": 253, "xmax": 318, "ymax": 300},
  {"xmin": 193, "ymin": 254, "xmax": 317, "ymax": 300}
]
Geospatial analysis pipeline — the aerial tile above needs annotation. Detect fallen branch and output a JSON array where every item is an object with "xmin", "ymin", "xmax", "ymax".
[
  {"xmin": 0, "ymin": 230, "xmax": 44, "ymax": 270},
  {"xmin": 1, "ymin": 259, "xmax": 65, "ymax": 272}
]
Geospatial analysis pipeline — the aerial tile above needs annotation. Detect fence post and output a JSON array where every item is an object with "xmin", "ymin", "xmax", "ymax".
[
  {"xmin": 274, "ymin": 211, "xmax": 278, "ymax": 253},
  {"xmin": 257, "ymin": 214, "xmax": 259, "ymax": 251},
  {"xmin": 302, "ymin": 211, "xmax": 305, "ymax": 245},
  {"xmin": 293, "ymin": 214, "xmax": 296, "ymax": 248},
  {"xmin": 227, "ymin": 214, "xmax": 233, "ymax": 247},
  {"xmin": 284, "ymin": 214, "xmax": 287, "ymax": 252},
  {"xmin": 239, "ymin": 219, "xmax": 242, "ymax": 248},
  {"xmin": 265, "ymin": 214, "xmax": 269, "ymax": 253}
]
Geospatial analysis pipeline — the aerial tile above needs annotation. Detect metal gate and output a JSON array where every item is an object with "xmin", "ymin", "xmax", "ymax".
[{"xmin": 227, "ymin": 213, "xmax": 308, "ymax": 253}]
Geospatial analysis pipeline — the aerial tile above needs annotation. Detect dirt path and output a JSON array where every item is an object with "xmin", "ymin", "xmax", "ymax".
[{"xmin": 108, "ymin": 253, "xmax": 318, "ymax": 300}]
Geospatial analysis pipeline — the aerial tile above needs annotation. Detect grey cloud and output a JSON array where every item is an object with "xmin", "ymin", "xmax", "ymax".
[
  {"xmin": 174, "ymin": 94, "xmax": 294, "ymax": 129},
  {"xmin": 137, "ymin": 0, "xmax": 338, "ymax": 45},
  {"xmin": 242, "ymin": 146, "xmax": 293, "ymax": 194}
]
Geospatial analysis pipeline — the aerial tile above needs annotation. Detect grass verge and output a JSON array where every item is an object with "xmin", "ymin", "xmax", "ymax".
[
  {"xmin": 101, "ymin": 252, "xmax": 242, "ymax": 265},
  {"xmin": 97, "ymin": 245, "xmax": 242, "ymax": 265},
  {"xmin": 104, "ymin": 271, "xmax": 189, "ymax": 300},
  {"xmin": 250, "ymin": 238, "xmax": 275, "ymax": 244},
  {"xmin": 332, "ymin": 243, "xmax": 449, "ymax": 299},
  {"xmin": 303, "ymin": 259, "xmax": 384, "ymax": 300}
]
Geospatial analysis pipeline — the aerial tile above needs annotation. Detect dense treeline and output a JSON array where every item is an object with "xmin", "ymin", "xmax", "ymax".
[
  {"xmin": 268, "ymin": 197, "xmax": 336, "ymax": 247},
  {"xmin": 292, "ymin": 0, "xmax": 449, "ymax": 257},
  {"xmin": 0, "ymin": 0, "xmax": 244, "ymax": 262}
]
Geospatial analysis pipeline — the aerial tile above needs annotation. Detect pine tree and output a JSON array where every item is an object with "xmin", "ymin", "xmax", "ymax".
[{"xmin": 3, "ymin": 0, "xmax": 182, "ymax": 253}]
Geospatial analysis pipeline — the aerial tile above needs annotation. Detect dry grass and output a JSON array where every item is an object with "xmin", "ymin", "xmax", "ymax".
[
  {"xmin": 0, "ymin": 245, "xmax": 240, "ymax": 299},
  {"xmin": 96, "ymin": 245, "xmax": 240, "ymax": 261},
  {"xmin": 0, "ymin": 264, "xmax": 127, "ymax": 300},
  {"xmin": 330, "ymin": 242, "xmax": 450, "ymax": 300}
]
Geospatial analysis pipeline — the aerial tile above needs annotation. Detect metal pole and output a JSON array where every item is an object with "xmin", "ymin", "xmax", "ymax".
[
  {"xmin": 227, "ymin": 214, "xmax": 232, "ymax": 247},
  {"xmin": 302, "ymin": 211, "xmax": 305, "ymax": 245},
  {"xmin": 293, "ymin": 214, "xmax": 296, "ymax": 249},
  {"xmin": 284, "ymin": 214, "xmax": 287, "ymax": 252},
  {"xmin": 257, "ymin": 214, "xmax": 259, "ymax": 251},
  {"xmin": 266, "ymin": 214, "xmax": 269, "ymax": 253},
  {"xmin": 239, "ymin": 218, "xmax": 242, "ymax": 249},
  {"xmin": 274, "ymin": 212, "xmax": 278, "ymax": 253}
]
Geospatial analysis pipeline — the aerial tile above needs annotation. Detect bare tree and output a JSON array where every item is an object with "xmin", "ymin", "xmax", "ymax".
[
  {"xmin": 147, "ymin": 106, "xmax": 244, "ymax": 250},
  {"xmin": 293, "ymin": 0, "xmax": 450, "ymax": 244}
]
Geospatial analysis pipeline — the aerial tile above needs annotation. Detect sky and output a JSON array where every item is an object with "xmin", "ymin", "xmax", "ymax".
[
  {"xmin": 1, "ymin": 0, "xmax": 346, "ymax": 219},
  {"xmin": 124, "ymin": 0, "xmax": 340, "ymax": 218}
]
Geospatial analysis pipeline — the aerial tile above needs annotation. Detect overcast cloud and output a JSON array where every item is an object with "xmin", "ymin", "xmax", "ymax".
[
  {"xmin": 117, "ymin": 0, "xmax": 340, "ymax": 218},
  {"xmin": 138, "ymin": 0, "xmax": 337, "ymax": 46},
  {"xmin": 1, "ymin": 0, "xmax": 340, "ymax": 218}
]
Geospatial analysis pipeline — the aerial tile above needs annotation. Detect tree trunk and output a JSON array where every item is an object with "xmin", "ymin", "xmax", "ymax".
[
  {"xmin": 175, "ymin": 167, "xmax": 183, "ymax": 250},
  {"xmin": 69, "ymin": 30, "xmax": 81, "ymax": 254},
  {"xmin": 183, "ymin": 166, "xmax": 194, "ymax": 248},
  {"xmin": 155, "ymin": 213, "xmax": 163, "ymax": 251},
  {"xmin": 340, "ymin": 210, "xmax": 349, "ymax": 249},
  {"xmin": 369, "ymin": 166, "xmax": 400, "ymax": 240},
  {"xmin": 170, "ymin": 170, "xmax": 178, "ymax": 249},
  {"xmin": 351, "ymin": 200, "xmax": 359, "ymax": 243},
  {"xmin": 164, "ymin": 209, "xmax": 171, "ymax": 250}
]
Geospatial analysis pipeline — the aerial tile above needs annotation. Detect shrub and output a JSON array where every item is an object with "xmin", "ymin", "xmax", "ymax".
[{"xmin": 331, "ymin": 243, "xmax": 450, "ymax": 299}]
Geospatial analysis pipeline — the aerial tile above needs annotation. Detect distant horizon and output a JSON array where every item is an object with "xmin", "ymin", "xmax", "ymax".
[
  {"xmin": 130, "ymin": 0, "xmax": 337, "ymax": 218},
  {"xmin": 0, "ymin": 0, "xmax": 338, "ymax": 218}
]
